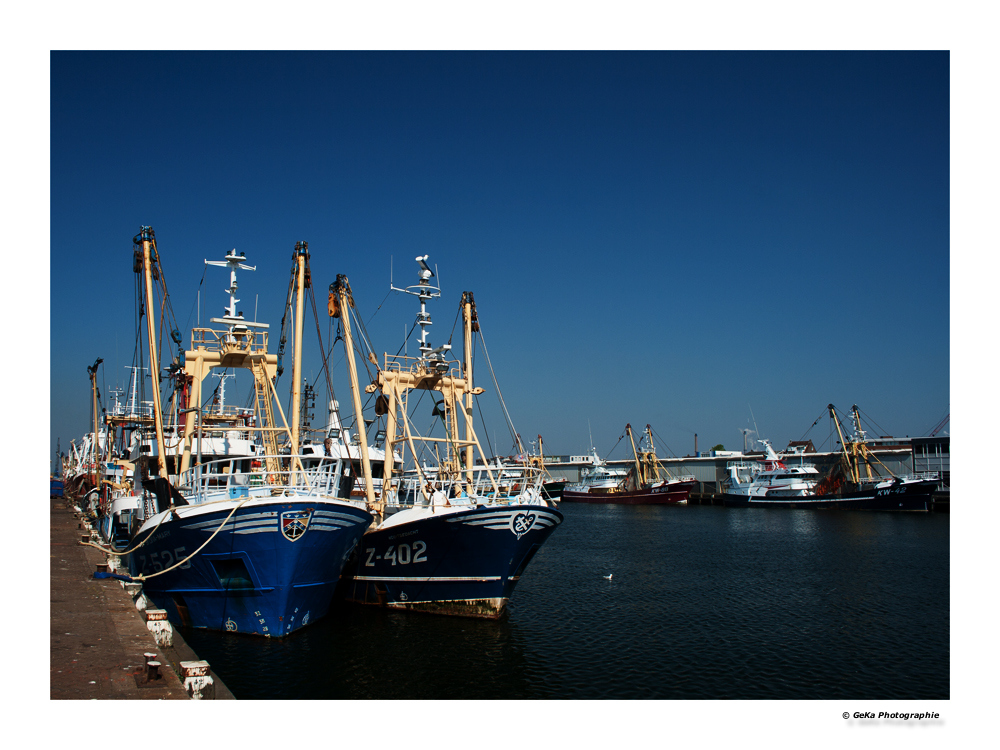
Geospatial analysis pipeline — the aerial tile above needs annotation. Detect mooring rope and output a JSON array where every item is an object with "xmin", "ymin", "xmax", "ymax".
[
  {"xmin": 80, "ymin": 496, "xmax": 252, "ymax": 581},
  {"xmin": 79, "ymin": 501, "xmax": 175, "ymax": 557},
  {"xmin": 131, "ymin": 497, "xmax": 252, "ymax": 582}
]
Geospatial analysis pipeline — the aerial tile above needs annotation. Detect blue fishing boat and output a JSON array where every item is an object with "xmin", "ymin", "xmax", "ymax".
[
  {"xmin": 346, "ymin": 499, "xmax": 562, "ymax": 617},
  {"xmin": 330, "ymin": 257, "xmax": 562, "ymax": 618},
  {"xmin": 129, "ymin": 468, "xmax": 371, "ymax": 635},
  {"xmin": 96, "ymin": 229, "xmax": 372, "ymax": 636}
]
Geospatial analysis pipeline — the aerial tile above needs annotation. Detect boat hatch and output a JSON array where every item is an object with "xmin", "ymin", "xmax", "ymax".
[{"xmin": 211, "ymin": 558, "xmax": 256, "ymax": 590}]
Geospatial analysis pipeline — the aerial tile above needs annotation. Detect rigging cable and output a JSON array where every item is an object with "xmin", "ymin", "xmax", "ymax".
[
  {"xmin": 855, "ymin": 405, "xmax": 891, "ymax": 440},
  {"xmin": 649, "ymin": 425, "xmax": 679, "ymax": 460},
  {"xmin": 471, "ymin": 342, "xmax": 495, "ymax": 459},
  {"xmin": 181, "ymin": 263, "xmax": 210, "ymax": 335},
  {"xmin": 603, "ymin": 433, "xmax": 625, "ymax": 461},
  {"xmin": 797, "ymin": 409, "xmax": 829, "ymax": 443},
  {"xmin": 276, "ymin": 256, "xmax": 298, "ymax": 382},
  {"xmin": 365, "ymin": 288, "xmax": 393, "ymax": 326},
  {"xmin": 475, "ymin": 319, "xmax": 521, "ymax": 453}
]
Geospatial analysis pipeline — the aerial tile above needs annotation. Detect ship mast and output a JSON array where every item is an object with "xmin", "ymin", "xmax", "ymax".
[
  {"xmin": 626, "ymin": 423, "xmax": 641, "ymax": 490},
  {"xmin": 828, "ymin": 404, "xmax": 857, "ymax": 484},
  {"xmin": 87, "ymin": 358, "xmax": 102, "ymax": 475},
  {"xmin": 642, "ymin": 424, "xmax": 662, "ymax": 485},
  {"xmin": 330, "ymin": 274, "xmax": 379, "ymax": 513},
  {"xmin": 289, "ymin": 242, "xmax": 308, "ymax": 457},
  {"xmin": 136, "ymin": 228, "xmax": 169, "ymax": 480},
  {"xmin": 850, "ymin": 404, "xmax": 875, "ymax": 481},
  {"xmin": 462, "ymin": 291, "xmax": 476, "ymax": 492}
]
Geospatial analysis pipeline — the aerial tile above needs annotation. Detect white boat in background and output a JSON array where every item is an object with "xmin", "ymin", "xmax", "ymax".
[
  {"xmin": 723, "ymin": 439, "xmax": 820, "ymax": 499},
  {"xmin": 561, "ymin": 447, "xmax": 627, "ymax": 495}
]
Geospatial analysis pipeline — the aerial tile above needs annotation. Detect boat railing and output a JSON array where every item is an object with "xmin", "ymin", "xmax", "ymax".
[
  {"xmin": 176, "ymin": 454, "xmax": 351, "ymax": 501},
  {"xmin": 178, "ymin": 428, "xmax": 256, "ymax": 442},
  {"xmin": 189, "ymin": 326, "xmax": 269, "ymax": 354},
  {"xmin": 891, "ymin": 471, "xmax": 941, "ymax": 483},
  {"xmin": 382, "ymin": 353, "xmax": 462, "ymax": 379},
  {"xmin": 202, "ymin": 405, "xmax": 252, "ymax": 420},
  {"xmin": 109, "ymin": 400, "xmax": 155, "ymax": 419},
  {"xmin": 390, "ymin": 464, "xmax": 545, "ymax": 507}
]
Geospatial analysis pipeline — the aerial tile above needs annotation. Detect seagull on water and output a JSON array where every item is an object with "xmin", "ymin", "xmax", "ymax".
[{"xmin": 603, "ymin": 573, "xmax": 613, "ymax": 580}]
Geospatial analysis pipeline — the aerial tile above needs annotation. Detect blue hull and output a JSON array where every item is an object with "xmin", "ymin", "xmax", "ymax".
[
  {"xmin": 341, "ymin": 504, "xmax": 563, "ymax": 618},
  {"xmin": 50, "ymin": 479, "xmax": 64, "ymax": 498},
  {"xmin": 127, "ymin": 498, "xmax": 372, "ymax": 636}
]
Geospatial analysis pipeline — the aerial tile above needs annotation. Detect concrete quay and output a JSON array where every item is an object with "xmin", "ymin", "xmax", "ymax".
[{"xmin": 50, "ymin": 492, "xmax": 233, "ymax": 699}]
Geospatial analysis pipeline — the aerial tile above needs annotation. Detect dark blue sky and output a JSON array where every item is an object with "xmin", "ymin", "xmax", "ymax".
[{"xmin": 50, "ymin": 51, "xmax": 949, "ymax": 461}]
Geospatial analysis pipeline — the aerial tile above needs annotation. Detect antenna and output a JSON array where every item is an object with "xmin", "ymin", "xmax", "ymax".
[
  {"xmin": 212, "ymin": 372, "xmax": 235, "ymax": 413},
  {"xmin": 748, "ymin": 404, "xmax": 760, "ymax": 449},
  {"xmin": 205, "ymin": 249, "xmax": 269, "ymax": 330},
  {"xmin": 391, "ymin": 255, "xmax": 447, "ymax": 364}
]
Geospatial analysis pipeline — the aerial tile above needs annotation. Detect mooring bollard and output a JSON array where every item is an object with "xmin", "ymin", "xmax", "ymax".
[
  {"xmin": 125, "ymin": 582, "xmax": 143, "ymax": 599},
  {"xmin": 180, "ymin": 660, "xmax": 215, "ymax": 700},
  {"xmin": 144, "ymin": 609, "xmax": 173, "ymax": 647}
]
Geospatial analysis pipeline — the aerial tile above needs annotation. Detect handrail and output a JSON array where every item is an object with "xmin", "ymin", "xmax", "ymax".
[
  {"xmin": 391, "ymin": 463, "xmax": 545, "ymax": 507},
  {"xmin": 175, "ymin": 454, "xmax": 349, "ymax": 501}
]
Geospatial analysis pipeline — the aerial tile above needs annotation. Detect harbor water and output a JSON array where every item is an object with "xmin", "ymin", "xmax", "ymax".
[{"xmin": 181, "ymin": 503, "xmax": 949, "ymax": 700}]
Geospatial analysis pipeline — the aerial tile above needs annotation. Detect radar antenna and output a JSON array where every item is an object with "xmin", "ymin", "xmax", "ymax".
[{"xmin": 391, "ymin": 255, "xmax": 449, "ymax": 365}]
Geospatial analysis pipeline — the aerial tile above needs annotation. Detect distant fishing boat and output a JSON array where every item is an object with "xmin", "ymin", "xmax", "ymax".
[
  {"xmin": 90, "ymin": 230, "xmax": 372, "ymax": 636},
  {"xmin": 724, "ymin": 405, "xmax": 937, "ymax": 511},
  {"xmin": 331, "ymin": 256, "xmax": 562, "ymax": 618},
  {"xmin": 561, "ymin": 424, "xmax": 696, "ymax": 504}
]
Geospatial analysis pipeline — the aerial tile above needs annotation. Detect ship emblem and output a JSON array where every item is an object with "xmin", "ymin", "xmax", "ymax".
[
  {"xmin": 225, "ymin": 618, "xmax": 238, "ymax": 632},
  {"xmin": 510, "ymin": 512, "xmax": 537, "ymax": 539},
  {"xmin": 280, "ymin": 509, "xmax": 312, "ymax": 542}
]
